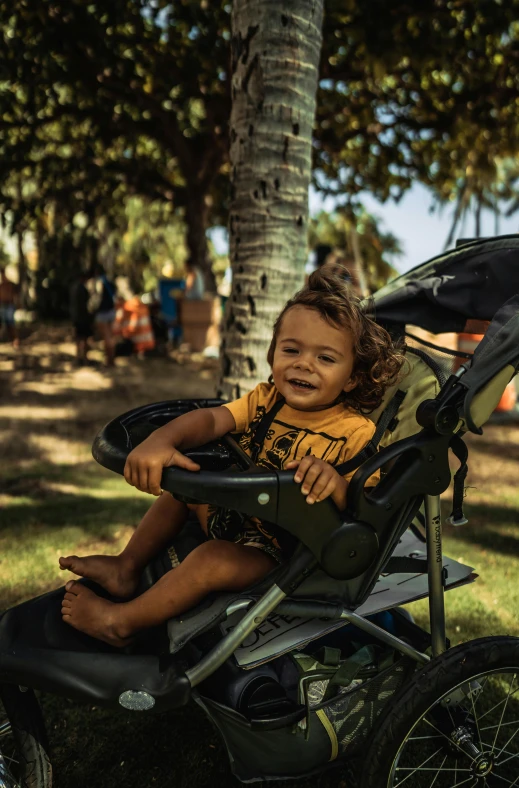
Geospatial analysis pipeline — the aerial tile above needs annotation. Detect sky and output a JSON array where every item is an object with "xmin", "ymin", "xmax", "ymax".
[{"xmin": 210, "ymin": 181, "xmax": 519, "ymax": 276}]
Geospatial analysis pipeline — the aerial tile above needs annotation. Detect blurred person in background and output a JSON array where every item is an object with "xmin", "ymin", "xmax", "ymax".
[
  {"xmin": 91, "ymin": 264, "xmax": 117, "ymax": 367},
  {"xmin": 184, "ymin": 258, "xmax": 205, "ymax": 300},
  {"xmin": 304, "ymin": 243, "xmax": 333, "ymax": 280},
  {"xmin": 69, "ymin": 271, "xmax": 93, "ymax": 365},
  {"xmin": 0, "ymin": 267, "xmax": 19, "ymax": 348}
]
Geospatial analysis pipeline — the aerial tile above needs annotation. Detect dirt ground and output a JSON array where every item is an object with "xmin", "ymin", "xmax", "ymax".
[
  {"xmin": 2, "ymin": 324, "xmax": 518, "ymax": 499},
  {"xmin": 0, "ymin": 325, "xmax": 219, "ymax": 438}
]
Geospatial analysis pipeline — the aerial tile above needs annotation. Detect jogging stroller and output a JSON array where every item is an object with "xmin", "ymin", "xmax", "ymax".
[{"xmin": 2, "ymin": 235, "xmax": 519, "ymax": 788}]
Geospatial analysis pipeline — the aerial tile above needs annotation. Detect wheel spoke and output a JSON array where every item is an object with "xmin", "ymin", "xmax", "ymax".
[
  {"xmin": 407, "ymin": 735, "xmax": 444, "ymax": 741},
  {"xmin": 428, "ymin": 753, "xmax": 447, "ymax": 787},
  {"xmin": 496, "ymin": 749, "xmax": 519, "ymax": 766},
  {"xmin": 0, "ymin": 721, "xmax": 12, "ymax": 737},
  {"xmin": 469, "ymin": 678, "xmax": 484, "ymax": 749},
  {"xmin": 479, "ymin": 683, "xmax": 519, "ymax": 723},
  {"xmin": 397, "ymin": 767, "xmax": 471, "ymax": 772},
  {"xmin": 450, "ymin": 777, "xmax": 478, "ymax": 788},
  {"xmin": 494, "ymin": 720, "xmax": 519, "ymax": 761},
  {"xmin": 394, "ymin": 746, "xmax": 446, "ymax": 785},
  {"xmin": 492, "ymin": 674, "xmax": 517, "ymax": 751},
  {"xmin": 481, "ymin": 720, "xmax": 519, "ymax": 732},
  {"xmin": 2, "ymin": 753, "xmax": 19, "ymax": 765},
  {"xmin": 474, "ymin": 675, "xmax": 492, "ymax": 710}
]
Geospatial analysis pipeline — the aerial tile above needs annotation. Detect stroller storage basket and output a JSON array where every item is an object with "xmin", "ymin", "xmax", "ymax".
[{"xmin": 197, "ymin": 648, "xmax": 413, "ymax": 782}]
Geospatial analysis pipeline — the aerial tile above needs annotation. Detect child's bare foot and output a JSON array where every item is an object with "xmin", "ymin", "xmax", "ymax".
[
  {"xmin": 58, "ymin": 554, "xmax": 139, "ymax": 598},
  {"xmin": 61, "ymin": 581, "xmax": 134, "ymax": 648}
]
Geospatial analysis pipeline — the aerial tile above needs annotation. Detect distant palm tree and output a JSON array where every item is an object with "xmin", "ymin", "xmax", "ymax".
[
  {"xmin": 308, "ymin": 207, "xmax": 402, "ymax": 293},
  {"xmin": 439, "ymin": 157, "xmax": 519, "ymax": 249}
]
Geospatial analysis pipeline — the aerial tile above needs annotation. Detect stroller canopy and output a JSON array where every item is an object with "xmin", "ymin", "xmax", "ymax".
[{"xmin": 369, "ymin": 235, "xmax": 519, "ymax": 333}]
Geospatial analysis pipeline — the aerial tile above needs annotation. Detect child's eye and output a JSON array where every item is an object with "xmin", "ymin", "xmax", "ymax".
[
  {"xmin": 320, "ymin": 355, "xmax": 335, "ymax": 363},
  {"xmin": 282, "ymin": 347, "xmax": 297, "ymax": 354}
]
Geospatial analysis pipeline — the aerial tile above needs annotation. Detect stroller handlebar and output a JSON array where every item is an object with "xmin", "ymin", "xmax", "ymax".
[{"xmin": 91, "ymin": 407, "xmax": 281, "ymax": 521}]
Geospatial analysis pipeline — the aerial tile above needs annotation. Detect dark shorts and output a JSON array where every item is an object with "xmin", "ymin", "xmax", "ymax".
[
  {"xmin": 74, "ymin": 320, "xmax": 93, "ymax": 340},
  {"xmin": 206, "ymin": 506, "xmax": 295, "ymax": 565}
]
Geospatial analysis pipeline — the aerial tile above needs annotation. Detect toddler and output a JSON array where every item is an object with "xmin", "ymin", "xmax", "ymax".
[{"xmin": 59, "ymin": 269, "xmax": 403, "ymax": 646}]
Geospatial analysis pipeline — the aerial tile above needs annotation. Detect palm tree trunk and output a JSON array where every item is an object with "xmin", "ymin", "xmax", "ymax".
[
  {"xmin": 349, "ymin": 227, "xmax": 369, "ymax": 298},
  {"xmin": 218, "ymin": 0, "xmax": 324, "ymax": 400}
]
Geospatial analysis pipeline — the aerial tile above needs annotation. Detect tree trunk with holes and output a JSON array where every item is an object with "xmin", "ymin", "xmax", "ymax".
[{"xmin": 217, "ymin": 0, "xmax": 324, "ymax": 401}]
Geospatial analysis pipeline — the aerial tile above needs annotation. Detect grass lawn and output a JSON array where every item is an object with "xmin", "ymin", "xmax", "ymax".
[{"xmin": 1, "ymin": 332, "xmax": 518, "ymax": 788}]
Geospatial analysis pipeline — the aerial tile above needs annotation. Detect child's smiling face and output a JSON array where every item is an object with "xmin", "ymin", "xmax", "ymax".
[{"xmin": 271, "ymin": 305, "xmax": 356, "ymax": 411}]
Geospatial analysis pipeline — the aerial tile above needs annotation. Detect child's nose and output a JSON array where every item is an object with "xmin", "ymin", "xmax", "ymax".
[{"xmin": 294, "ymin": 354, "xmax": 313, "ymax": 370}]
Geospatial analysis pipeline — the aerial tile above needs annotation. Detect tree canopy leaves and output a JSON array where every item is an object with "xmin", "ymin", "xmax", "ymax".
[
  {"xmin": 316, "ymin": 0, "xmax": 519, "ymax": 213},
  {"xmin": 1, "ymin": 0, "xmax": 518, "ymax": 274},
  {"xmin": 0, "ymin": 0, "xmax": 231, "ymax": 271}
]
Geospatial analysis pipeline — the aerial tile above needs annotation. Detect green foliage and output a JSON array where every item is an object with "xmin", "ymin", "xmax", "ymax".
[
  {"xmin": 1, "ymin": 0, "xmax": 519, "ymax": 289},
  {"xmin": 309, "ymin": 208, "xmax": 401, "ymax": 291},
  {"xmin": 97, "ymin": 197, "xmax": 189, "ymax": 290},
  {"xmin": 0, "ymin": 0, "xmax": 231, "ymax": 271},
  {"xmin": 316, "ymin": 0, "xmax": 519, "ymax": 219}
]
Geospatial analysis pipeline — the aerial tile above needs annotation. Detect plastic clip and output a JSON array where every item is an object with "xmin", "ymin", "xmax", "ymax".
[{"xmin": 445, "ymin": 515, "xmax": 468, "ymax": 527}]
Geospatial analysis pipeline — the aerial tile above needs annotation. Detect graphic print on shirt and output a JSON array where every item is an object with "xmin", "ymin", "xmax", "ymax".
[
  {"xmin": 264, "ymin": 429, "xmax": 300, "ymax": 470},
  {"xmin": 238, "ymin": 405, "xmax": 267, "ymax": 459},
  {"xmin": 238, "ymin": 404, "xmax": 351, "ymax": 472}
]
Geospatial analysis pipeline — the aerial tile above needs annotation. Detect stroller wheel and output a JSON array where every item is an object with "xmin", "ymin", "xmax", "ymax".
[
  {"xmin": 0, "ymin": 684, "xmax": 52, "ymax": 788},
  {"xmin": 359, "ymin": 636, "xmax": 519, "ymax": 787}
]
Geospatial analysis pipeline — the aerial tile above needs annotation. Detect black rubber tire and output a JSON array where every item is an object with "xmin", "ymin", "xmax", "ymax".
[
  {"xmin": 0, "ymin": 683, "xmax": 52, "ymax": 788},
  {"xmin": 359, "ymin": 636, "xmax": 519, "ymax": 788}
]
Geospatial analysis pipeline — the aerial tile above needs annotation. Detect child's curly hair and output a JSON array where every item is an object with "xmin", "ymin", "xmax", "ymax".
[{"xmin": 267, "ymin": 267, "xmax": 404, "ymax": 413}]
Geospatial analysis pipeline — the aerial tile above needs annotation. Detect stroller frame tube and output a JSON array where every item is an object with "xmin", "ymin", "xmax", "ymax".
[
  {"xmin": 338, "ymin": 610, "xmax": 429, "ymax": 664},
  {"xmin": 425, "ymin": 494, "xmax": 447, "ymax": 657},
  {"xmin": 184, "ymin": 496, "xmax": 448, "ymax": 688},
  {"xmin": 186, "ymin": 584, "xmax": 287, "ymax": 687}
]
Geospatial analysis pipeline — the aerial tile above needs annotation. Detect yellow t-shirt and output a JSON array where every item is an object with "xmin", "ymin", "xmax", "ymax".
[{"xmin": 223, "ymin": 382, "xmax": 377, "ymax": 484}]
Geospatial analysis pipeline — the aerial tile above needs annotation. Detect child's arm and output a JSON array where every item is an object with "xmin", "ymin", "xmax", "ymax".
[
  {"xmin": 286, "ymin": 458, "xmax": 348, "ymax": 510},
  {"xmin": 124, "ymin": 406, "xmax": 237, "ymax": 495}
]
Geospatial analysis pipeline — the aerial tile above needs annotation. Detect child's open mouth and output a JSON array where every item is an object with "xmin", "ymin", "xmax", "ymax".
[{"xmin": 288, "ymin": 378, "xmax": 316, "ymax": 392}]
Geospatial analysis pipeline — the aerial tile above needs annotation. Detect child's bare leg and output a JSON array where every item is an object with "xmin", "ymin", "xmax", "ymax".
[
  {"xmin": 61, "ymin": 540, "xmax": 276, "ymax": 647},
  {"xmin": 59, "ymin": 492, "xmax": 190, "ymax": 597}
]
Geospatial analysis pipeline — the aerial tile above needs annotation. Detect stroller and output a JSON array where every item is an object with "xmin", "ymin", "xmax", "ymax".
[{"xmin": 2, "ymin": 235, "xmax": 519, "ymax": 788}]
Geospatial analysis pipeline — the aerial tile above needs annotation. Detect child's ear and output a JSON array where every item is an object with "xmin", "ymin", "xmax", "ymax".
[{"xmin": 343, "ymin": 376, "xmax": 356, "ymax": 393}]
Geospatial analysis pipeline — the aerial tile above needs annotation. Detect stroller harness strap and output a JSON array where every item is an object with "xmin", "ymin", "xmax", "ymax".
[
  {"xmin": 247, "ymin": 395, "xmax": 286, "ymax": 463},
  {"xmin": 334, "ymin": 390, "xmax": 407, "ymax": 476},
  {"xmin": 247, "ymin": 389, "xmax": 407, "ymax": 475},
  {"xmin": 446, "ymin": 433, "xmax": 469, "ymax": 526}
]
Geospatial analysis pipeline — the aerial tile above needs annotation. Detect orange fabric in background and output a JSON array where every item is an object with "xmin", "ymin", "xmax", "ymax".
[
  {"xmin": 112, "ymin": 297, "xmax": 155, "ymax": 352},
  {"xmin": 456, "ymin": 331, "xmax": 517, "ymax": 413}
]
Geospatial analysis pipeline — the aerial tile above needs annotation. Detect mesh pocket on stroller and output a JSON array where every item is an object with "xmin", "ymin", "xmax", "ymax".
[
  {"xmin": 294, "ymin": 647, "xmax": 412, "ymax": 759},
  {"xmin": 197, "ymin": 638, "xmax": 415, "ymax": 782}
]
